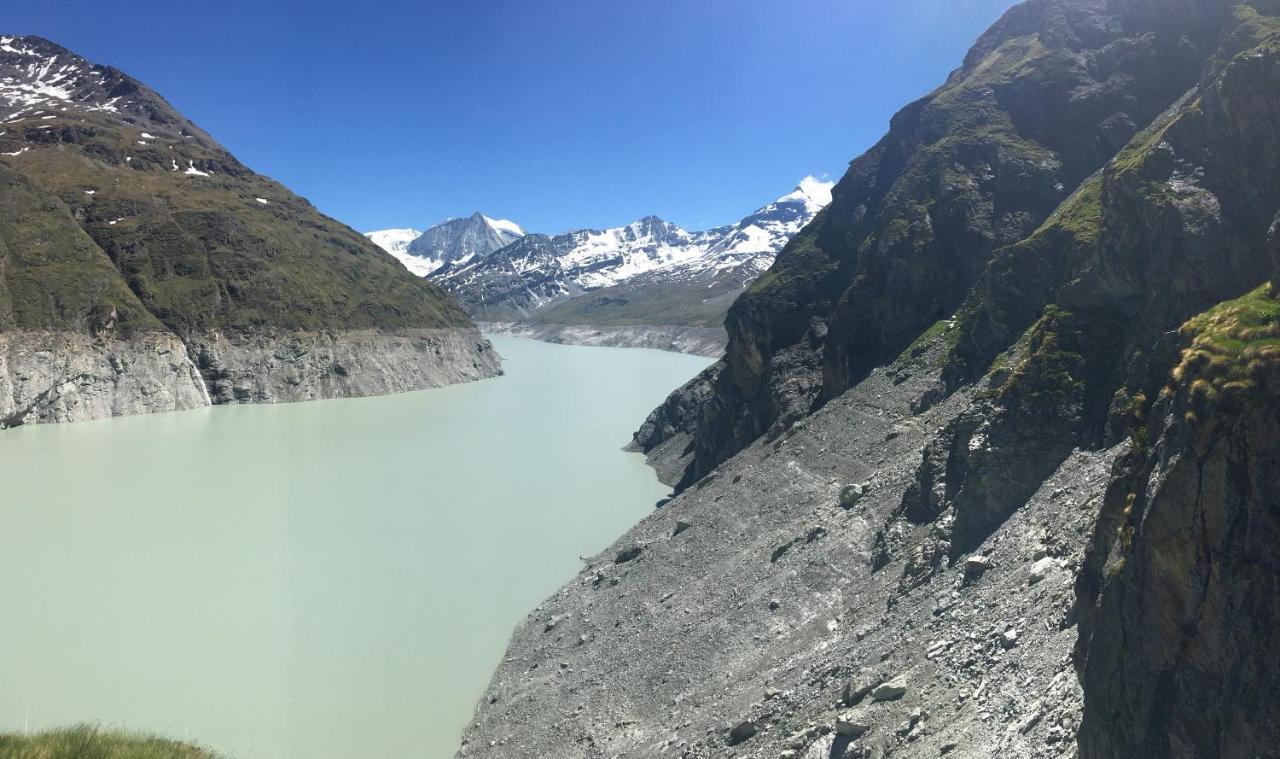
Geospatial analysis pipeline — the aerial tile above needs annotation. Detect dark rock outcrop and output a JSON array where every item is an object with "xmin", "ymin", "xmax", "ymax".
[
  {"xmin": 656, "ymin": 0, "xmax": 1230, "ymax": 488},
  {"xmin": 1075, "ymin": 287, "xmax": 1280, "ymax": 758}
]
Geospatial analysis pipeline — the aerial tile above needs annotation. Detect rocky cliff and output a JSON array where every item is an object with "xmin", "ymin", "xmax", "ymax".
[
  {"xmin": 462, "ymin": 2, "xmax": 1280, "ymax": 757},
  {"xmin": 0, "ymin": 36, "xmax": 499, "ymax": 426}
]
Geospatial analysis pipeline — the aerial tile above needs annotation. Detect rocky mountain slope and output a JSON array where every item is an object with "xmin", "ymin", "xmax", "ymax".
[
  {"xmin": 461, "ymin": 1, "xmax": 1280, "ymax": 757},
  {"xmin": 0, "ymin": 35, "xmax": 499, "ymax": 427}
]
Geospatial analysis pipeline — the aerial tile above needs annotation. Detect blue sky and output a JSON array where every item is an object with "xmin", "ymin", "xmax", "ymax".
[{"xmin": 8, "ymin": 0, "xmax": 1018, "ymax": 234}]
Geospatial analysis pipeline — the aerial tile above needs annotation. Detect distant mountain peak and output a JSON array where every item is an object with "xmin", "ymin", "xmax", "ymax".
[
  {"xmin": 777, "ymin": 175, "xmax": 834, "ymax": 208},
  {"xmin": 481, "ymin": 214, "xmax": 524, "ymax": 236},
  {"xmin": 364, "ymin": 212, "xmax": 525, "ymax": 276},
  {"xmin": 432, "ymin": 176, "xmax": 833, "ymax": 321}
]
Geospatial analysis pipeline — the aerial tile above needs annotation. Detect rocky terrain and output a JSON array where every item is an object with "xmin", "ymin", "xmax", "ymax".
[
  {"xmin": 0, "ymin": 36, "xmax": 499, "ymax": 427},
  {"xmin": 482, "ymin": 322, "xmax": 728, "ymax": 358},
  {"xmin": 462, "ymin": 1, "xmax": 1280, "ymax": 757}
]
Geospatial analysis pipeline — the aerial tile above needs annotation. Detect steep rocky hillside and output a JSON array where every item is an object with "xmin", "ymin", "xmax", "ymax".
[
  {"xmin": 462, "ymin": 1, "xmax": 1280, "ymax": 757},
  {"xmin": 0, "ymin": 35, "xmax": 498, "ymax": 426}
]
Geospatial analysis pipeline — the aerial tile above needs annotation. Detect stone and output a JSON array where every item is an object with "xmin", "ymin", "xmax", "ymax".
[
  {"xmin": 964, "ymin": 554, "xmax": 991, "ymax": 575},
  {"xmin": 1028, "ymin": 557, "xmax": 1057, "ymax": 585},
  {"xmin": 844, "ymin": 680, "xmax": 874, "ymax": 706},
  {"xmin": 839, "ymin": 482, "xmax": 872, "ymax": 509},
  {"xmin": 872, "ymin": 679, "xmax": 908, "ymax": 702},
  {"xmin": 614, "ymin": 544, "xmax": 643, "ymax": 564},
  {"xmin": 835, "ymin": 714, "xmax": 871, "ymax": 737},
  {"xmin": 672, "ymin": 520, "xmax": 693, "ymax": 537},
  {"xmin": 727, "ymin": 720, "xmax": 758, "ymax": 745},
  {"xmin": 1000, "ymin": 629, "xmax": 1019, "ymax": 649}
]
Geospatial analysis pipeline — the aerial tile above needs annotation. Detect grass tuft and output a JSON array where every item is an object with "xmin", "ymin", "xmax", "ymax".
[{"xmin": 0, "ymin": 725, "xmax": 220, "ymax": 759}]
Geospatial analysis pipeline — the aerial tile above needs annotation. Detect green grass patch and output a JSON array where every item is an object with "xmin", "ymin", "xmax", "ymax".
[
  {"xmin": 1173, "ymin": 284, "xmax": 1280, "ymax": 398},
  {"xmin": 0, "ymin": 725, "xmax": 220, "ymax": 759},
  {"xmin": 893, "ymin": 319, "xmax": 956, "ymax": 365},
  {"xmin": 0, "ymin": 110, "xmax": 470, "ymax": 335}
]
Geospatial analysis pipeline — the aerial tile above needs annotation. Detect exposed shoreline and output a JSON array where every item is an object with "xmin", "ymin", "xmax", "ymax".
[
  {"xmin": 0, "ymin": 327, "xmax": 501, "ymax": 428},
  {"xmin": 479, "ymin": 321, "xmax": 726, "ymax": 358}
]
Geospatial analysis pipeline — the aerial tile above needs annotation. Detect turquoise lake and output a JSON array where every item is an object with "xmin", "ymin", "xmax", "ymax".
[{"xmin": 0, "ymin": 335, "xmax": 711, "ymax": 758}]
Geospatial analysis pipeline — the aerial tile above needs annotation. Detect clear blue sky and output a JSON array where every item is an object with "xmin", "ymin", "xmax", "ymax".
[{"xmin": 8, "ymin": 0, "xmax": 1018, "ymax": 234}]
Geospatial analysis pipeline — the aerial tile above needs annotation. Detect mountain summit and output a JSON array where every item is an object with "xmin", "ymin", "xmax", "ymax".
[{"xmin": 367, "ymin": 212, "xmax": 524, "ymax": 276}]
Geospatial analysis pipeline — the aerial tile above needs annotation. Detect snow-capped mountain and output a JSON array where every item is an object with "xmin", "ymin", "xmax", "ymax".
[
  {"xmin": 366, "ymin": 213, "xmax": 524, "ymax": 276},
  {"xmin": 434, "ymin": 177, "xmax": 834, "ymax": 323},
  {"xmin": 366, "ymin": 212, "xmax": 524, "ymax": 276},
  {"xmin": 363, "ymin": 228, "xmax": 427, "ymax": 274}
]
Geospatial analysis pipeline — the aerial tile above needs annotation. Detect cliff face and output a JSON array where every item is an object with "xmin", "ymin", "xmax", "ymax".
[
  {"xmin": 1075, "ymin": 286, "xmax": 1280, "ymax": 758},
  {"xmin": 465, "ymin": 2, "xmax": 1280, "ymax": 757},
  {"xmin": 0, "ymin": 36, "xmax": 498, "ymax": 426},
  {"xmin": 667, "ymin": 0, "xmax": 1229, "ymax": 488}
]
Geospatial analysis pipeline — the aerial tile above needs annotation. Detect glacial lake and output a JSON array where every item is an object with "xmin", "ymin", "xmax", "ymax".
[{"xmin": 0, "ymin": 335, "xmax": 711, "ymax": 758}]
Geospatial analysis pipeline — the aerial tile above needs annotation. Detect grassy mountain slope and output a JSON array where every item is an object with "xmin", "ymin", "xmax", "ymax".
[{"xmin": 0, "ymin": 36, "xmax": 471, "ymax": 338}]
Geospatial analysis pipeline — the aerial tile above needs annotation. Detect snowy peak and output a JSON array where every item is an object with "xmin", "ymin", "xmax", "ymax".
[
  {"xmin": 365, "ymin": 213, "xmax": 525, "ymax": 276},
  {"xmin": 482, "ymin": 215, "xmax": 524, "ymax": 237},
  {"xmin": 365, "ymin": 228, "xmax": 422, "ymax": 254},
  {"xmin": 780, "ymin": 175, "xmax": 834, "ymax": 209},
  {"xmin": 701, "ymin": 176, "xmax": 836, "ymax": 267},
  {"xmin": 396, "ymin": 212, "xmax": 526, "ymax": 275},
  {"xmin": 434, "ymin": 177, "xmax": 834, "ymax": 320},
  {"xmin": 364, "ymin": 228, "xmax": 431, "ymax": 276}
]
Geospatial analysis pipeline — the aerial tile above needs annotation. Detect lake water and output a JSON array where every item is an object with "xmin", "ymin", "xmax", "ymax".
[{"xmin": 0, "ymin": 336, "xmax": 710, "ymax": 758}]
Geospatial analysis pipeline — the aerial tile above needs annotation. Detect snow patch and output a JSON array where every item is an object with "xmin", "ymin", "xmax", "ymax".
[{"xmin": 483, "ymin": 215, "xmax": 525, "ymax": 236}]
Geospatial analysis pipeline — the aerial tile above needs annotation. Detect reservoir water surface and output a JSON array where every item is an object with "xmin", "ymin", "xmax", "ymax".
[{"xmin": 0, "ymin": 335, "xmax": 711, "ymax": 758}]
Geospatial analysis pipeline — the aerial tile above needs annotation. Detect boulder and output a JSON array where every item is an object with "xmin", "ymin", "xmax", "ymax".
[
  {"xmin": 1028, "ymin": 557, "xmax": 1057, "ymax": 585},
  {"xmin": 614, "ymin": 544, "xmax": 643, "ymax": 564},
  {"xmin": 963, "ymin": 554, "xmax": 991, "ymax": 575},
  {"xmin": 835, "ymin": 713, "xmax": 871, "ymax": 737},
  {"xmin": 872, "ymin": 678, "xmax": 908, "ymax": 702},
  {"xmin": 726, "ymin": 720, "xmax": 758, "ymax": 745},
  {"xmin": 838, "ymin": 482, "xmax": 871, "ymax": 509}
]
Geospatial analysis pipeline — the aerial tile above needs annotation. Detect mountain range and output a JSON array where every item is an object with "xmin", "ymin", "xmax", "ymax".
[
  {"xmin": 366, "ymin": 177, "xmax": 832, "ymax": 354},
  {"xmin": 0, "ymin": 35, "xmax": 498, "ymax": 426}
]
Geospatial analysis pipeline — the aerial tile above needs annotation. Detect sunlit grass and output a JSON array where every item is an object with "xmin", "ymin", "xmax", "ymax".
[{"xmin": 0, "ymin": 725, "xmax": 220, "ymax": 759}]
